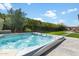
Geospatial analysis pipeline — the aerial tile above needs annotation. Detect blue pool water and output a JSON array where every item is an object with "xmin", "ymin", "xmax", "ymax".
[{"xmin": 0, "ymin": 33, "xmax": 53, "ymax": 49}]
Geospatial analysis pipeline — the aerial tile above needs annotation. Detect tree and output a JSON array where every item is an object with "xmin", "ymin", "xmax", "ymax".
[
  {"xmin": 0, "ymin": 13, "xmax": 7, "ymax": 30},
  {"xmin": 0, "ymin": 18, "xmax": 4, "ymax": 30},
  {"xmin": 8, "ymin": 8, "xmax": 26, "ymax": 32}
]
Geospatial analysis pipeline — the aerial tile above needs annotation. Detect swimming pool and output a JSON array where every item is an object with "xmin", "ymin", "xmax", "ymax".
[{"xmin": 0, "ymin": 32, "xmax": 65, "ymax": 56}]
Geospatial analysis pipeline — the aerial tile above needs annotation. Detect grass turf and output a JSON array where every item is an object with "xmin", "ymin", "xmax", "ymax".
[
  {"xmin": 46, "ymin": 31, "xmax": 66, "ymax": 35},
  {"xmin": 45, "ymin": 31, "xmax": 79, "ymax": 38},
  {"xmin": 66, "ymin": 33, "xmax": 79, "ymax": 38}
]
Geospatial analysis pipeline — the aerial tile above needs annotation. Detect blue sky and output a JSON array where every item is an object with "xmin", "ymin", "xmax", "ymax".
[{"xmin": 0, "ymin": 3, "xmax": 79, "ymax": 26}]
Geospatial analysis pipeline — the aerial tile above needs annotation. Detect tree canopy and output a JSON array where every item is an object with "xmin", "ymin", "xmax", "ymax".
[{"xmin": 0, "ymin": 8, "xmax": 66, "ymax": 33}]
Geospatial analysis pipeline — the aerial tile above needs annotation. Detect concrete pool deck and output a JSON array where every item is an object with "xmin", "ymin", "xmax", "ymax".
[
  {"xmin": 0, "ymin": 49, "xmax": 17, "ymax": 56},
  {"xmin": 46, "ymin": 37, "xmax": 79, "ymax": 56}
]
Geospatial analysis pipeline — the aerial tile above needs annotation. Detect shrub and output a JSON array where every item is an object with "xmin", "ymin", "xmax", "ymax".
[{"xmin": 24, "ymin": 28, "xmax": 32, "ymax": 32}]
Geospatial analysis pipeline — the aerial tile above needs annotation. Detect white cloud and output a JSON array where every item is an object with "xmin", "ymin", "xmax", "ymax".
[
  {"xmin": 0, "ymin": 3, "xmax": 12, "ymax": 10},
  {"xmin": 53, "ymin": 10, "xmax": 57, "ymax": 12},
  {"xmin": 33, "ymin": 18, "xmax": 44, "ymax": 22},
  {"xmin": 44, "ymin": 10, "xmax": 57, "ymax": 19},
  {"xmin": 61, "ymin": 8, "xmax": 78, "ymax": 15},
  {"xmin": 61, "ymin": 11, "xmax": 66, "ymax": 15},
  {"xmin": 3, "ymin": 3, "xmax": 12, "ymax": 10},
  {"xmin": 53, "ymin": 19, "xmax": 64, "ymax": 24},
  {"xmin": 27, "ymin": 3, "xmax": 31, "ymax": 5},
  {"xmin": 74, "ymin": 8, "xmax": 78, "ymax": 11},
  {"xmin": 68, "ymin": 8, "xmax": 78, "ymax": 13},
  {"xmin": 0, "ymin": 4, "xmax": 5, "ymax": 10},
  {"xmin": 58, "ymin": 19, "xmax": 64, "ymax": 24},
  {"xmin": 68, "ymin": 9, "xmax": 74, "ymax": 13}
]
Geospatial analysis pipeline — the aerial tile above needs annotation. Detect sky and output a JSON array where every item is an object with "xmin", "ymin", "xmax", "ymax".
[{"xmin": 0, "ymin": 3, "xmax": 79, "ymax": 26}]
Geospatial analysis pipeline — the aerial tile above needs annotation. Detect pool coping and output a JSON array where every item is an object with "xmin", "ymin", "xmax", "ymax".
[{"xmin": 32, "ymin": 36, "xmax": 65, "ymax": 56}]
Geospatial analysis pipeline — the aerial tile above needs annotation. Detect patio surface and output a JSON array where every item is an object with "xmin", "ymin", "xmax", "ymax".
[{"xmin": 47, "ymin": 37, "xmax": 79, "ymax": 56}]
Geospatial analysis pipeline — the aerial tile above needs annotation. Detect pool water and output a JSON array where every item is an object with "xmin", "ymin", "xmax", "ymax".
[{"xmin": 0, "ymin": 33, "xmax": 53, "ymax": 49}]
